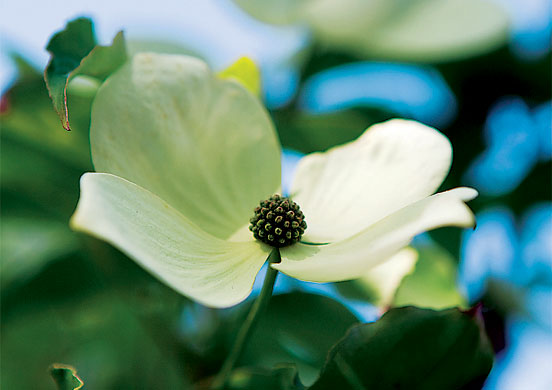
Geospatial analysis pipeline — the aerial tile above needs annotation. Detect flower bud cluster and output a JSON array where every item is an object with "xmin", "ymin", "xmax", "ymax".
[{"xmin": 249, "ymin": 194, "xmax": 307, "ymax": 247}]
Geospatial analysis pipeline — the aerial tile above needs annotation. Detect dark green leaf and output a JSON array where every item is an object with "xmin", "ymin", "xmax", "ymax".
[
  {"xmin": 44, "ymin": 17, "xmax": 127, "ymax": 130},
  {"xmin": 310, "ymin": 306, "xmax": 493, "ymax": 390},
  {"xmin": 3, "ymin": 289, "xmax": 190, "ymax": 389},
  {"xmin": 49, "ymin": 364, "xmax": 84, "ymax": 390},
  {"xmin": 1, "ymin": 54, "xmax": 93, "ymax": 228},
  {"xmin": 240, "ymin": 292, "xmax": 359, "ymax": 386},
  {"xmin": 1, "ymin": 216, "xmax": 79, "ymax": 290},
  {"xmin": 226, "ymin": 364, "xmax": 305, "ymax": 390},
  {"xmin": 2, "ymin": 57, "xmax": 92, "ymax": 167},
  {"xmin": 275, "ymin": 109, "xmax": 389, "ymax": 154}
]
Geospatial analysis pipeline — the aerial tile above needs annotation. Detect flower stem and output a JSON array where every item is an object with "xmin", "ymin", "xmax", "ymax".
[{"xmin": 211, "ymin": 247, "xmax": 281, "ymax": 389}]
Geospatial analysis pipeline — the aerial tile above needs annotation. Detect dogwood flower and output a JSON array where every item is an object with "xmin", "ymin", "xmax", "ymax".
[{"xmin": 71, "ymin": 53, "xmax": 477, "ymax": 308}]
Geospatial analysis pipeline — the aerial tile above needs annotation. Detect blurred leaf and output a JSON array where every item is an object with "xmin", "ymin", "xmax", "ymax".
[
  {"xmin": 226, "ymin": 364, "xmax": 305, "ymax": 390},
  {"xmin": 49, "ymin": 364, "xmax": 84, "ymax": 390},
  {"xmin": 240, "ymin": 292, "xmax": 358, "ymax": 385},
  {"xmin": 232, "ymin": 0, "xmax": 308, "ymax": 25},
  {"xmin": 275, "ymin": 109, "xmax": 387, "ymax": 154},
  {"xmin": 336, "ymin": 247, "xmax": 418, "ymax": 308},
  {"xmin": 1, "ymin": 216, "xmax": 79, "ymax": 289},
  {"xmin": 235, "ymin": 0, "xmax": 509, "ymax": 62},
  {"xmin": 218, "ymin": 57, "xmax": 261, "ymax": 96},
  {"xmin": 342, "ymin": 0, "xmax": 509, "ymax": 62},
  {"xmin": 0, "ymin": 136, "xmax": 82, "ymax": 219},
  {"xmin": 2, "ymin": 58, "xmax": 92, "ymax": 168},
  {"xmin": 1, "ymin": 55, "xmax": 93, "ymax": 223},
  {"xmin": 310, "ymin": 306, "xmax": 494, "ymax": 390},
  {"xmin": 44, "ymin": 17, "xmax": 126, "ymax": 130},
  {"xmin": 392, "ymin": 242, "xmax": 467, "ymax": 309},
  {"xmin": 1, "ymin": 290, "xmax": 190, "ymax": 389}
]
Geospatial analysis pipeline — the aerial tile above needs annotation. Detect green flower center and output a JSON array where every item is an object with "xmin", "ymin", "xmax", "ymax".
[{"xmin": 249, "ymin": 194, "xmax": 307, "ymax": 247}]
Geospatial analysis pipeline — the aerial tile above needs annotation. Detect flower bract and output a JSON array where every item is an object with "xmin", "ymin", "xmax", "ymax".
[{"xmin": 71, "ymin": 53, "xmax": 477, "ymax": 308}]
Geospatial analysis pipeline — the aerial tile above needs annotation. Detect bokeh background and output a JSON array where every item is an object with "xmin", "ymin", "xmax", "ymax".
[{"xmin": 1, "ymin": 0, "xmax": 551, "ymax": 388}]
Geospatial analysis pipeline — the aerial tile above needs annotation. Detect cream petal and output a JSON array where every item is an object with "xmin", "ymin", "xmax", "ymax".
[
  {"xmin": 275, "ymin": 187, "xmax": 476, "ymax": 282},
  {"xmin": 91, "ymin": 53, "xmax": 281, "ymax": 240},
  {"xmin": 291, "ymin": 119, "xmax": 452, "ymax": 242},
  {"xmin": 71, "ymin": 173, "xmax": 270, "ymax": 308}
]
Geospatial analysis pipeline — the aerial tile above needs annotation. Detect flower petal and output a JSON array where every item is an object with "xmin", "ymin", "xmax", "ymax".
[
  {"xmin": 71, "ymin": 173, "xmax": 270, "ymax": 308},
  {"xmin": 275, "ymin": 187, "xmax": 476, "ymax": 282},
  {"xmin": 91, "ymin": 53, "xmax": 281, "ymax": 239},
  {"xmin": 291, "ymin": 119, "xmax": 452, "ymax": 242}
]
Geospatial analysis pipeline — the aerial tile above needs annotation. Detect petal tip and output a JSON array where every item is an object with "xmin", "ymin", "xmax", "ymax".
[{"xmin": 463, "ymin": 187, "xmax": 479, "ymax": 201}]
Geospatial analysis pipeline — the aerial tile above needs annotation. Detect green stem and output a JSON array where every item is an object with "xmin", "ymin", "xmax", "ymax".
[{"xmin": 212, "ymin": 248, "xmax": 281, "ymax": 389}]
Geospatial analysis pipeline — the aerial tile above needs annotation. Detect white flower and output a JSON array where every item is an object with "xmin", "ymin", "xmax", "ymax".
[{"xmin": 71, "ymin": 53, "xmax": 477, "ymax": 308}]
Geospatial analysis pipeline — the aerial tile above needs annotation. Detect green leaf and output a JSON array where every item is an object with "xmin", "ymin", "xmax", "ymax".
[
  {"xmin": 2, "ymin": 56, "xmax": 92, "ymax": 167},
  {"xmin": 1, "ymin": 216, "xmax": 79, "ymax": 290},
  {"xmin": 335, "ymin": 247, "xmax": 418, "ymax": 307},
  {"xmin": 351, "ymin": 0, "xmax": 509, "ymax": 62},
  {"xmin": 232, "ymin": 0, "xmax": 308, "ymax": 25},
  {"xmin": 336, "ymin": 243, "xmax": 466, "ymax": 310},
  {"xmin": 49, "ymin": 364, "xmax": 84, "ymax": 390},
  {"xmin": 1, "ymin": 55, "xmax": 94, "ymax": 222},
  {"xmin": 44, "ymin": 17, "xmax": 127, "ymax": 130},
  {"xmin": 310, "ymin": 306, "xmax": 494, "ymax": 390},
  {"xmin": 3, "ymin": 290, "xmax": 189, "ymax": 389},
  {"xmin": 392, "ymin": 242, "xmax": 467, "ymax": 309},
  {"xmin": 240, "ymin": 292, "xmax": 359, "ymax": 385},
  {"xmin": 226, "ymin": 364, "xmax": 305, "ymax": 390},
  {"xmin": 234, "ymin": 0, "xmax": 509, "ymax": 62},
  {"xmin": 0, "ymin": 135, "xmax": 84, "ymax": 218},
  {"xmin": 218, "ymin": 57, "xmax": 262, "ymax": 97},
  {"xmin": 275, "ymin": 110, "xmax": 388, "ymax": 154}
]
